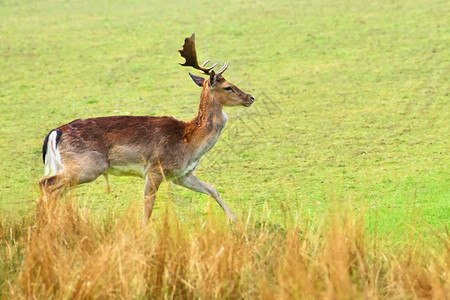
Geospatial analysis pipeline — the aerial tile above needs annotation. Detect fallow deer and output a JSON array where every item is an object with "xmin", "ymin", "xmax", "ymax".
[{"xmin": 39, "ymin": 33, "xmax": 255, "ymax": 225}]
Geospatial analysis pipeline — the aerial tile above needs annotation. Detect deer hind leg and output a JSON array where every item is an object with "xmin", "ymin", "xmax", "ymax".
[
  {"xmin": 39, "ymin": 152, "xmax": 109, "ymax": 202},
  {"xmin": 173, "ymin": 173, "xmax": 236, "ymax": 222},
  {"xmin": 38, "ymin": 172, "xmax": 75, "ymax": 203},
  {"xmin": 103, "ymin": 173, "xmax": 111, "ymax": 193}
]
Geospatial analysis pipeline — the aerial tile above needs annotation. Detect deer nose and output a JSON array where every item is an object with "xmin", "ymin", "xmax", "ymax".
[{"xmin": 249, "ymin": 95, "xmax": 255, "ymax": 102}]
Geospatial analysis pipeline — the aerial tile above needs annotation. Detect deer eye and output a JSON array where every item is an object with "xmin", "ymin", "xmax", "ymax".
[{"xmin": 224, "ymin": 86, "xmax": 233, "ymax": 91}]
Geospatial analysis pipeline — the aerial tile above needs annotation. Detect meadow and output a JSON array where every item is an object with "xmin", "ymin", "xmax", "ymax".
[{"xmin": 0, "ymin": 0, "xmax": 449, "ymax": 298}]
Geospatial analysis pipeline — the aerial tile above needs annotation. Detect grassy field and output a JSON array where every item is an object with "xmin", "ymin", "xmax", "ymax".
[
  {"xmin": 0, "ymin": 0, "xmax": 449, "ymax": 298},
  {"xmin": 1, "ymin": 199, "xmax": 449, "ymax": 298}
]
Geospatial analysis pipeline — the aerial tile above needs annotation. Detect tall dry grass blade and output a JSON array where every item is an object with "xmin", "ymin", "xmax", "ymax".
[{"xmin": 1, "ymin": 196, "xmax": 448, "ymax": 299}]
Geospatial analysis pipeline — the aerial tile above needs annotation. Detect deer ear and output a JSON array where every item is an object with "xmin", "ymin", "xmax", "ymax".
[
  {"xmin": 209, "ymin": 70, "xmax": 217, "ymax": 89},
  {"xmin": 189, "ymin": 73, "xmax": 205, "ymax": 87}
]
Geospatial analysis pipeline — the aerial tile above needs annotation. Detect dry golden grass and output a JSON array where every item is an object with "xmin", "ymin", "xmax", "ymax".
[{"xmin": 1, "ymin": 198, "xmax": 448, "ymax": 299}]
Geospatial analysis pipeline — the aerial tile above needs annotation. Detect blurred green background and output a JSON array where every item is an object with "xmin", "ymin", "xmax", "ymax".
[{"xmin": 0, "ymin": 0, "xmax": 448, "ymax": 240}]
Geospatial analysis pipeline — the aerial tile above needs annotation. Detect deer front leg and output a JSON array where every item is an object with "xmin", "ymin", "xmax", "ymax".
[
  {"xmin": 142, "ymin": 174, "xmax": 162, "ymax": 226},
  {"xmin": 173, "ymin": 173, "xmax": 236, "ymax": 222}
]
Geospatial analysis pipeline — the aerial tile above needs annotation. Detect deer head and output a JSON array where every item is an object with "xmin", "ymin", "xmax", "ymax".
[{"xmin": 179, "ymin": 33, "xmax": 255, "ymax": 107}]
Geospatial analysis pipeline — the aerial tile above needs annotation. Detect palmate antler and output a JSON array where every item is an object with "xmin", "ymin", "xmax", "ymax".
[{"xmin": 178, "ymin": 33, "xmax": 228, "ymax": 76}]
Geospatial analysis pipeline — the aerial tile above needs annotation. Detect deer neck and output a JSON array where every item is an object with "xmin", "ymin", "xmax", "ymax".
[{"xmin": 185, "ymin": 90, "xmax": 227, "ymax": 148}]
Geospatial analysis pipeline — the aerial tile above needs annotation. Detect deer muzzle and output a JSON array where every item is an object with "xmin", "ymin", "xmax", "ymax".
[{"xmin": 243, "ymin": 95, "xmax": 255, "ymax": 107}]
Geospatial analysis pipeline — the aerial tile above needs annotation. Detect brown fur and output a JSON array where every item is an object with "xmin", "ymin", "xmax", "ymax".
[{"xmin": 39, "ymin": 72, "xmax": 254, "ymax": 224}]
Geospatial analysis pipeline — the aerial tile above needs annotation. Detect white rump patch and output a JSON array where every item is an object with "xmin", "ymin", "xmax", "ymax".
[{"xmin": 44, "ymin": 130, "xmax": 64, "ymax": 175}]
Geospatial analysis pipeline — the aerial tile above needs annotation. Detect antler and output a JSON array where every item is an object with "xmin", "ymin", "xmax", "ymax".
[
  {"xmin": 178, "ymin": 33, "xmax": 228, "ymax": 76},
  {"xmin": 216, "ymin": 61, "xmax": 228, "ymax": 76}
]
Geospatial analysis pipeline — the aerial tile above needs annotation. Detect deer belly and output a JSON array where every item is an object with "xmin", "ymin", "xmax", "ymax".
[
  {"xmin": 106, "ymin": 164, "xmax": 145, "ymax": 178},
  {"xmin": 171, "ymin": 160, "xmax": 200, "ymax": 179}
]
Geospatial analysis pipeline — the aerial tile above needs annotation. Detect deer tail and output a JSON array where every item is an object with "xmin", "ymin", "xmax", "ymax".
[{"xmin": 42, "ymin": 129, "xmax": 63, "ymax": 175}]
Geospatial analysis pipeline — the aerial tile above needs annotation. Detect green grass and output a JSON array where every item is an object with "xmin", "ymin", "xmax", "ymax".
[{"xmin": 0, "ymin": 0, "xmax": 449, "ymax": 241}]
